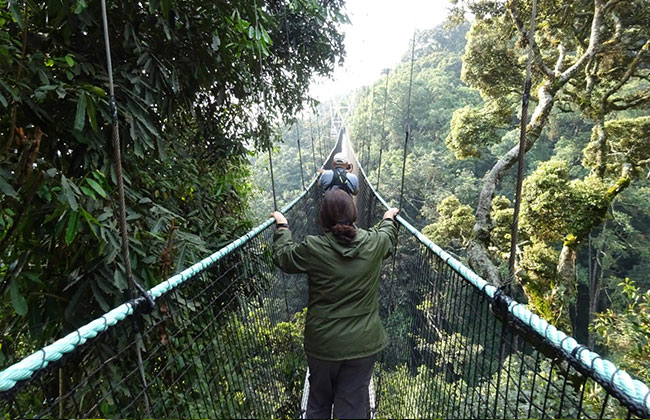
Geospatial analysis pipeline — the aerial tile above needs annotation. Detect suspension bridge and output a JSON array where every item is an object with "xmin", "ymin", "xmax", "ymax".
[
  {"xmin": 2, "ymin": 0, "xmax": 650, "ymax": 416},
  {"xmin": 0, "ymin": 125, "xmax": 649, "ymax": 418}
]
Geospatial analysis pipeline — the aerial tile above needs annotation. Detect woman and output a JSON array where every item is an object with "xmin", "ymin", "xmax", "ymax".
[{"xmin": 271, "ymin": 189, "xmax": 399, "ymax": 419}]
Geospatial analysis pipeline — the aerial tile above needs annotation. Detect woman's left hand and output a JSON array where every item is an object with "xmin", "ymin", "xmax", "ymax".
[{"xmin": 270, "ymin": 211, "xmax": 288, "ymax": 225}]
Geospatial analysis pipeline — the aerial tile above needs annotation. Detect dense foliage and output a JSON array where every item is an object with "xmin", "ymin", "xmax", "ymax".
[
  {"xmin": 0, "ymin": 0, "xmax": 346, "ymax": 364},
  {"xmin": 258, "ymin": 9, "xmax": 648, "ymax": 410},
  {"xmin": 248, "ymin": 103, "xmax": 335, "ymax": 223},
  {"xmin": 2, "ymin": 0, "xmax": 648, "ymax": 415},
  {"xmin": 342, "ymin": 0, "xmax": 649, "ymax": 401}
]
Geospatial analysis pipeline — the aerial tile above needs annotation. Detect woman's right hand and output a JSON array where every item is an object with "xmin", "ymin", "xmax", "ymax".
[
  {"xmin": 270, "ymin": 211, "xmax": 288, "ymax": 225},
  {"xmin": 383, "ymin": 208, "xmax": 399, "ymax": 220}
]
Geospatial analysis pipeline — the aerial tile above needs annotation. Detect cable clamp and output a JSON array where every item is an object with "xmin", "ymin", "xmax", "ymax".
[
  {"xmin": 490, "ymin": 286, "xmax": 512, "ymax": 320},
  {"xmin": 132, "ymin": 280, "xmax": 155, "ymax": 316}
]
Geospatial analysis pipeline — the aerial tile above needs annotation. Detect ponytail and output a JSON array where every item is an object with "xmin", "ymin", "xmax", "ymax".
[{"xmin": 330, "ymin": 223, "xmax": 357, "ymax": 243}]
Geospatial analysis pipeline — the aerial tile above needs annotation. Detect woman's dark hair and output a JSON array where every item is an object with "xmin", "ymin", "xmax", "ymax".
[{"xmin": 320, "ymin": 189, "xmax": 357, "ymax": 243}]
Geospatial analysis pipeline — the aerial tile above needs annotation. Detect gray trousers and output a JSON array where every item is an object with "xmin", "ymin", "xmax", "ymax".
[{"xmin": 306, "ymin": 354, "xmax": 376, "ymax": 419}]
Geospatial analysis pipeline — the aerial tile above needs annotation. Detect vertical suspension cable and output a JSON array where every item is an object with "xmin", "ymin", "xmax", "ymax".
[
  {"xmin": 384, "ymin": 40, "xmax": 418, "ymax": 411},
  {"xmin": 375, "ymin": 70, "xmax": 390, "ymax": 191},
  {"xmin": 363, "ymin": 85, "xmax": 375, "ymax": 170},
  {"xmin": 317, "ymin": 114, "xmax": 324, "ymax": 164},
  {"xmin": 255, "ymin": 0, "xmax": 277, "ymax": 211},
  {"xmin": 100, "ymin": 0, "xmax": 133, "ymax": 305},
  {"xmin": 309, "ymin": 115, "xmax": 317, "ymax": 172},
  {"xmin": 383, "ymin": 40, "xmax": 418, "ymax": 413},
  {"xmin": 360, "ymin": 93, "xmax": 368, "ymax": 169},
  {"xmin": 268, "ymin": 147, "xmax": 278, "ymax": 211},
  {"xmin": 100, "ymin": 1, "xmax": 150, "ymax": 416},
  {"xmin": 368, "ymin": 85, "xmax": 375, "ymax": 169},
  {"xmin": 508, "ymin": 0, "xmax": 538, "ymax": 287},
  {"xmin": 398, "ymin": 33, "xmax": 416, "ymax": 212},
  {"xmin": 282, "ymin": 1, "xmax": 305, "ymax": 190},
  {"xmin": 296, "ymin": 123, "xmax": 306, "ymax": 190},
  {"xmin": 365, "ymin": 85, "xmax": 373, "ymax": 169}
]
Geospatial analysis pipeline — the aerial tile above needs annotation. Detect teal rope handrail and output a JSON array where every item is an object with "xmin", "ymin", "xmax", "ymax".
[
  {"xmin": 0, "ymin": 186, "xmax": 312, "ymax": 393},
  {"xmin": 2, "ymin": 125, "xmax": 649, "ymax": 416},
  {"xmin": 353, "ymin": 134, "xmax": 650, "ymax": 416},
  {"xmin": 0, "ymin": 127, "xmax": 341, "ymax": 394}
]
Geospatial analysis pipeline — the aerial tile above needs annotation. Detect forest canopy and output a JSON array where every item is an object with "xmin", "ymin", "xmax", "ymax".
[
  {"xmin": 1, "ymin": 0, "xmax": 649, "ymax": 413},
  {"xmin": 343, "ymin": 0, "xmax": 649, "ymax": 383},
  {"xmin": 0, "ymin": 0, "xmax": 347, "ymax": 363}
]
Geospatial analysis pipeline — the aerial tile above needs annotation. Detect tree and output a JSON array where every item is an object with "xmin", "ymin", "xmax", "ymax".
[
  {"xmin": 0, "ymin": 0, "xmax": 346, "ymax": 361},
  {"xmin": 447, "ymin": 0, "xmax": 650, "ymax": 332},
  {"xmin": 422, "ymin": 195, "xmax": 475, "ymax": 251}
]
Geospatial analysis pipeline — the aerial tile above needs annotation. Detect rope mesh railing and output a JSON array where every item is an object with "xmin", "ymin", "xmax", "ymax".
[
  {"xmin": 1, "ymin": 127, "xmax": 650, "ymax": 418},
  {"xmin": 345, "ymin": 131, "xmax": 650, "ymax": 419},
  {"xmin": 0, "ymin": 132, "xmax": 344, "ymax": 418}
]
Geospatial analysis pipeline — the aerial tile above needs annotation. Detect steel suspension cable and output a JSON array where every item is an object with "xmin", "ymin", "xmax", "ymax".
[
  {"xmin": 387, "ymin": 34, "xmax": 416, "ymax": 266},
  {"xmin": 398, "ymin": 34, "xmax": 416, "ymax": 211},
  {"xmin": 296, "ymin": 123, "xmax": 306, "ymax": 190},
  {"xmin": 309, "ymin": 116, "xmax": 317, "ymax": 172},
  {"xmin": 507, "ymin": 0, "xmax": 538, "ymax": 287},
  {"xmin": 268, "ymin": 147, "xmax": 278, "ymax": 210},
  {"xmin": 281, "ymin": 2, "xmax": 305, "ymax": 190},
  {"xmin": 375, "ymin": 70, "xmax": 390, "ymax": 191},
  {"xmin": 101, "ymin": 0, "xmax": 135, "ymax": 306},
  {"xmin": 364, "ymin": 85, "xmax": 375, "ymax": 170},
  {"xmin": 100, "ymin": 0, "xmax": 151, "ymax": 415},
  {"xmin": 384, "ymin": 37, "xmax": 417, "ymax": 398},
  {"xmin": 254, "ymin": 1, "xmax": 278, "ymax": 211},
  {"xmin": 360, "ymin": 99, "xmax": 367, "ymax": 169},
  {"xmin": 317, "ymin": 115, "xmax": 324, "ymax": 163}
]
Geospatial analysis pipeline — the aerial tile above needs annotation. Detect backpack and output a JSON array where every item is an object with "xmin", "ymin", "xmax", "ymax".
[{"xmin": 324, "ymin": 167, "xmax": 353, "ymax": 195}]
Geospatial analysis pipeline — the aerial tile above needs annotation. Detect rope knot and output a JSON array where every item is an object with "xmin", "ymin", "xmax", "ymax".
[
  {"xmin": 132, "ymin": 280, "xmax": 155, "ymax": 316},
  {"xmin": 491, "ymin": 286, "xmax": 512, "ymax": 320}
]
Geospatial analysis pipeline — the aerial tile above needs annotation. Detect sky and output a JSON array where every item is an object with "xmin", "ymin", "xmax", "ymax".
[{"xmin": 310, "ymin": 0, "xmax": 452, "ymax": 101}]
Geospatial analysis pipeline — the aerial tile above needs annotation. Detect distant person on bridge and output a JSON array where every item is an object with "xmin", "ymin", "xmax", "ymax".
[
  {"xmin": 318, "ymin": 152, "xmax": 359, "ymax": 195},
  {"xmin": 271, "ymin": 189, "xmax": 399, "ymax": 419}
]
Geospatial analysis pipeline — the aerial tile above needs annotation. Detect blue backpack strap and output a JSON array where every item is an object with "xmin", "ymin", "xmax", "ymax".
[{"xmin": 325, "ymin": 167, "xmax": 352, "ymax": 195}]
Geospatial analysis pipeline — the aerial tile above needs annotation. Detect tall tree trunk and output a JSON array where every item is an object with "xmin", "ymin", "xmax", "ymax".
[
  {"xmin": 588, "ymin": 234, "xmax": 605, "ymax": 348},
  {"xmin": 468, "ymin": 81, "xmax": 557, "ymax": 286},
  {"xmin": 556, "ymin": 243, "xmax": 578, "ymax": 330},
  {"xmin": 594, "ymin": 118, "xmax": 608, "ymax": 178},
  {"xmin": 468, "ymin": 0, "xmax": 607, "ymax": 286},
  {"xmin": 556, "ymin": 166, "xmax": 631, "ymax": 320}
]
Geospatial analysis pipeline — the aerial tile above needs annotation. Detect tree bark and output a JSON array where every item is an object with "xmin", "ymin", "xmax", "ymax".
[
  {"xmin": 557, "ymin": 244, "xmax": 577, "ymax": 294},
  {"xmin": 556, "ymin": 165, "xmax": 631, "ymax": 313},
  {"xmin": 594, "ymin": 118, "xmax": 608, "ymax": 178},
  {"xmin": 588, "ymin": 231, "xmax": 605, "ymax": 348},
  {"xmin": 468, "ymin": 81, "xmax": 556, "ymax": 286},
  {"xmin": 467, "ymin": 0, "xmax": 607, "ymax": 287}
]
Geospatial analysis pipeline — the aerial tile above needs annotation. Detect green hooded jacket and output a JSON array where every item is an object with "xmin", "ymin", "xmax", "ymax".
[{"xmin": 272, "ymin": 219, "xmax": 399, "ymax": 361}]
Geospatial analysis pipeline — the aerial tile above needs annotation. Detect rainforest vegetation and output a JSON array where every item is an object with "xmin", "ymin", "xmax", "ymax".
[
  {"xmin": 252, "ymin": 0, "xmax": 650, "ymax": 390},
  {"xmin": 1, "ymin": 0, "xmax": 649, "ymax": 416},
  {"xmin": 0, "ymin": 0, "xmax": 346, "ymax": 363},
  {"xmin": 346, "ymin": 0, "xmax": 649, "ymax": 384}
]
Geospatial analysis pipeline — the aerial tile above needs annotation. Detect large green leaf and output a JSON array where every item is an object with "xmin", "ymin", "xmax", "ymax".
[
  {"xmin": 9, "ymin": 278, "xmax": 27, "ymax": 316},
  {"xmin": 86, "ymin": 178, "xmax": 107, "ymax": 198},
  {"xmin": 160, "ymin": 0, "xmax": 170, "ymax": 19},
  {"xmin": 65, "ymin": 211, "xmax": 80, "ymax": 244},
  {"xmin": 74, "ymin": 92, "xmax": 87, "ymax": 131},
  {"xmin": 61, "ymin": 176, "xmax": 79, "ymax": 210},
  {"xmin": 8, "ymin": 1, "xmax": 24, "ymax": 29},
  {"xmin": 86, "ymin": 95, "xmax": 98, "ymax": 131},
  {"xmin": 0, "ymin": 175, "xmax": 17, "ymax": 198}
]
